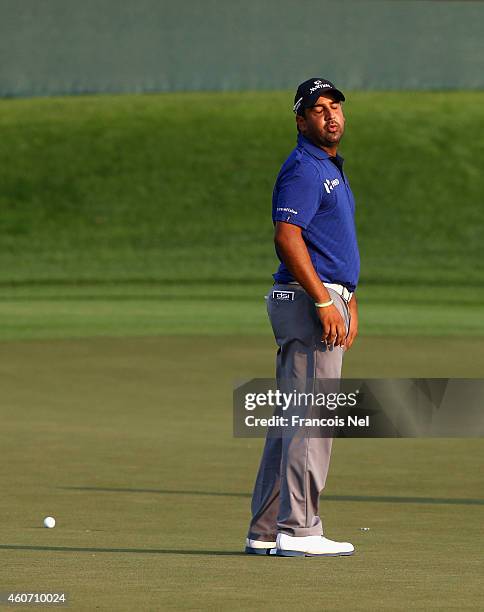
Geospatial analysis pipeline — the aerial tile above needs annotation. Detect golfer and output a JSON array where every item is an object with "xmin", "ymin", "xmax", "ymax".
[{"xmin": 246, "ymin": 78, "xmax": 360, "ymax": 557}]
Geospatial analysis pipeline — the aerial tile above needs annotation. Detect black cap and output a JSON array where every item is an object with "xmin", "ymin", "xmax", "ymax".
[{"xmin": 293, "ymin": 78, "xmax": 345, "ymax": 115}]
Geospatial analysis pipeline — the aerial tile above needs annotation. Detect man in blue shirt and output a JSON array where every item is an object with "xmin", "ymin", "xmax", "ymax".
[{"xmin": 246, "ymin": 78, "xmax": 359, "ymax": 557}]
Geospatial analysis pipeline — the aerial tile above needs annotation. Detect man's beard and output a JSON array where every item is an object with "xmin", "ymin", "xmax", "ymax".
[{"xmin": 314, "ymin": 124, "xmax": 344, "ymax": 147}]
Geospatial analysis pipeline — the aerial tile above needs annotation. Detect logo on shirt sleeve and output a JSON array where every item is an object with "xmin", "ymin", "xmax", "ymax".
[{"xmin": 276, "ymin": 207, "xmax": 298, "ymax": 215}]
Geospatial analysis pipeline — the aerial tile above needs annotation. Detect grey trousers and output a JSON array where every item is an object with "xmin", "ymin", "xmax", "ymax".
[{"xmin": 247, "ymin": 283, "xmax": 350, "ymax": 540}]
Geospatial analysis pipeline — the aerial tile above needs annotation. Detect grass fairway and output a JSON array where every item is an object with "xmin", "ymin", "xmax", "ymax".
[
  {"xmin": 1, "ymin": 281, "xmax": 484, "ymax": 341},
  {"xmin": 1, "ymin": 336, "xmax": 483, "ymax": 610}
]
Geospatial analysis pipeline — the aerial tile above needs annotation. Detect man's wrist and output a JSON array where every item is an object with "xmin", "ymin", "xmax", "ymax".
[
  {"xmin": 315, "ymin": 299, "xmax": 334, "ymax": 308},
  {"xmin": 312, "ymin": 283, "xmax": 332, "ymax": 304}
]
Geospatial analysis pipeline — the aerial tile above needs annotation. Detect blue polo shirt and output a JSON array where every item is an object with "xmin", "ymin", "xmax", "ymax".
[{"xmin": 272, "ymin": 133, "xmax": 360, "ymax": 292}]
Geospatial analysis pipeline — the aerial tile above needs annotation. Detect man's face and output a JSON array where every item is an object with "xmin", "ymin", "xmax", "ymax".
[{"xmin": 296, "ymin": 93, "xmax": 345, "ymax": 148}]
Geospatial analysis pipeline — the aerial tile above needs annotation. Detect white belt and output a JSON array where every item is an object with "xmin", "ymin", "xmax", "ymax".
[
  {"xmin": 323, "ymin": 283, "xmax": 353, "ymax": 303},
  {"xmin": 287, "ymin": 281, "xmax": 353, "ymax": 303}
]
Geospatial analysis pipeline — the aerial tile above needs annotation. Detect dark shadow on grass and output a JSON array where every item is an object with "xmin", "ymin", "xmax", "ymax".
[
  {"xmin": 59, "ymin": 487, "xmax": 484, "ymax": 506},
  {"xmin": 0, "ymin": 544, "xmax": 245, "ymax": 556}
]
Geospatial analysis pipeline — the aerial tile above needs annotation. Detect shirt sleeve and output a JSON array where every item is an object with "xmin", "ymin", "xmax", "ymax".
[{"xmin": 273, "ymin": 162, "xmax": 322, "ymax": 229}]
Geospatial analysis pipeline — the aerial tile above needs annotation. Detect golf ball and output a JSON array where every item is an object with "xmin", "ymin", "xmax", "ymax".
[{"xmin": 43, "ymin": 516, "xmax": 56, "ymax": 529}]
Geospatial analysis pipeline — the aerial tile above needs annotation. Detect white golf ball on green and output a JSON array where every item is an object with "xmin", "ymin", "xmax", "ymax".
[{"xmin": 43, "ymin": 516, "xmax": 56, "ymax": 529}]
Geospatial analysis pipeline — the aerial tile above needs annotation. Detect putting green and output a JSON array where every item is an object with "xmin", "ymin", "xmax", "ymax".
[{"xmin": 1, "ymin": 336, "xmax": 483, "ymax": 610}]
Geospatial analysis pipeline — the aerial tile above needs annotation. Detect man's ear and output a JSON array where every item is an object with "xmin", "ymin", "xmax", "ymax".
[{"xmin": 295, "ymin": 113, "xmax": 306, "ymax": 134}]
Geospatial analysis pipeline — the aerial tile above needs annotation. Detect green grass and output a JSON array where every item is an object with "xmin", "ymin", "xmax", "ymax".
[
  {"xmin": 1, "ymin": 91, "xmax": 483, "ymax": 339},
  {"xmin": 1, "ymin": 92, "xmax": 483, "ymax": 609},
  {"xmin": 1, "ymin": 336, "xmax": 483, "ymax": 610},
  {"xmin": 0, "ymin": 281, "xmax": 483, "ymax": 340},
  {"xmin": 0, "ymin": 91, "xmax": 483, "ymax": 285}
]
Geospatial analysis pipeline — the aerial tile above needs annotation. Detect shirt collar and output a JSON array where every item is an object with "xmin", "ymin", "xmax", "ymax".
[{"xmin": 297, "ymin": 133, "xmax": 344, "ymax": 165}]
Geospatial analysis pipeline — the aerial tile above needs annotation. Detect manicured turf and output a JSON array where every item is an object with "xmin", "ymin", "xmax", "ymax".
[
  {"xmin": 1, "ymin": 91, "xmax": 483, "ymax": 286},
  {"xmin": 1, "ymin": 281, "xmax": 483, "ymax": 340},
  {"xmin": 1, "ymin": 336, "xmax": 483, "ymax": 610},
  {"xmin": 1, "ymin": 91, "xmax": 483, "ymax": 346}
]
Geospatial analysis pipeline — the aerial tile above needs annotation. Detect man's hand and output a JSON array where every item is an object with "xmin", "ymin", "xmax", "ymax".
[
  {"xmin": 317, "ymin": 304, "xmax": 347, "ymax": 347},
  {"xmin": 345, "ymin": 295, "xmax": 358, "ymax": 350}
]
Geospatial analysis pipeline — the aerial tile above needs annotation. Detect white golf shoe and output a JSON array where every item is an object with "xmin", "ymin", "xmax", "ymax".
[
  {"xmin": 276, "ymin": 533, "xmax": 354, "ymax": 557},
  {"xmin": 245, "ymin": 538, "xmax": 277, "ymax": 555}
]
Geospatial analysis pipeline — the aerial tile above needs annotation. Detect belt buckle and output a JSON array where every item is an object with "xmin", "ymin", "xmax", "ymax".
[{"xmin": 338, "ymin": 286, "xmax": 349, "ymax": 302}]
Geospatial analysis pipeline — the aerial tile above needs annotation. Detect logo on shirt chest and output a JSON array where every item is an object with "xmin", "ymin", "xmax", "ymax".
[{"xmin": 323, "ymin": 178, "xmax": 340, "ymax": 194}]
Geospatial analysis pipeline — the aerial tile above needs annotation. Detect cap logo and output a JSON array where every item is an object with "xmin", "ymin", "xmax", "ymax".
[{"xmin": 309, "ymin": 81, "xmax": 332, "ymax": 94}]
